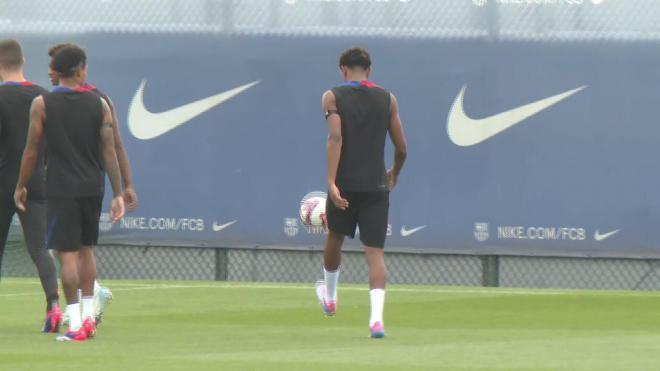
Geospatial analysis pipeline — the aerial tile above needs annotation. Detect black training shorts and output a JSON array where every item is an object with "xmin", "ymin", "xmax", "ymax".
[
  {"xmin": 46, "ymin": 197, "xmax": 102, "ymax": 252},
  {"xmin": 326, "ymin": 191, "xmax": 389, "ymax": 248}
]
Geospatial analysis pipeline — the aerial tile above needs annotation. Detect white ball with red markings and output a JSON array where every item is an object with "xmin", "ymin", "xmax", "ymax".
[{"xmin": 299, "ymin": 196, "xmax": 327, "ymax": 227}]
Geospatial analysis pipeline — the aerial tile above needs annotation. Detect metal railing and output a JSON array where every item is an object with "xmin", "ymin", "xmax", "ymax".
[{"xmin": 4, "ymin": 241, "xmax": 660, "ymax": 291}]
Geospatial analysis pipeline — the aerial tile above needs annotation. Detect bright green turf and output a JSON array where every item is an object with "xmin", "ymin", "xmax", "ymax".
[{"xmin": 2, "ymin": 278, "xmax": 660, "ymax": 370}]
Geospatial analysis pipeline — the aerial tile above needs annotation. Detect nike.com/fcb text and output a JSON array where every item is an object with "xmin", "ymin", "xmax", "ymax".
[
  {"xmin": 120, "ymin": 216, "xmax": 205, "ymax": 232},
  {"xmin": 497, "ymin": 226, "xmax": 586, "ymax": 241}
]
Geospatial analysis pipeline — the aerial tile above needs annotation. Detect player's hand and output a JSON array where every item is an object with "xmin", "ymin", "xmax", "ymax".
[
  {"xmin": 14, "ymin": 187, "xmax": 27, "ymax": 212},
  {"xmin": 387, "ymin": 168, "xmax": 398, "ymax": 191},
  {"xmin": 329, "ymin": 184, "xmax": 349, "ymax": 210},
  {"xmin": 110, "ymin": 195, "xmax": 125, "ymax": 223},
  {"xmin": 123, "ymin": 187, "xmax": 138, "ymax": 212}
]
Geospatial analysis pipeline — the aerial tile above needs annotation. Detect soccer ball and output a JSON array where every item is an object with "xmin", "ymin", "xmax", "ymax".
[{"xmin": 300, "ymin": 196, "xmax": 327, "ymax": 227}]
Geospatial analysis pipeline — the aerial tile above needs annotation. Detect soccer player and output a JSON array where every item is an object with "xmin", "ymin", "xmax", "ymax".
[
  {"xmin": 15, "ymin": 45, "xmax": 125, "ymax": 341},
  {"xmin": 315, "ymin": 47, "xmax": 407, "ymax": 338},
  {"xmin": 0, "ymin": 39, "xmax": 62, "ymax": 332},
  {"xmin": 47, "ymin": 43, "xmax": 138, "ymax": 323}
]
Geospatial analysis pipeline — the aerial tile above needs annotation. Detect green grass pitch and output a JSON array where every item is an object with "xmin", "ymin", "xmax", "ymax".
[{"xmin": 2, "ymin": 277, "xmax": 660, "ymax": 370}]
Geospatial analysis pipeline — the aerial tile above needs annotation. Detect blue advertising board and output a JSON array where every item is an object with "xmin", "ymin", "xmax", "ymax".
[{"xmin": 12, "ymin": 34, "xmax": 660, "ymax": 257}]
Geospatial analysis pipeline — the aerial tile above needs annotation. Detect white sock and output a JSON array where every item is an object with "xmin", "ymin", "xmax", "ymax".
[
  {"xmin": 369, "ymin": 289, "xmax": 385, "ymax": 327},
  {"xmin": 67, "ymin": 303, "xmax": 82, "ymax": 331},
  {"xmin": 93, "ymin": 280, "xmax": 101, "ymax": 296},
  {"xmin": 82, "ymin": 296, "xmax": 94, "ymax": 320},
  {"xmin": 324, "ymin": 268, "xmax": 339, "ymax": 302}
]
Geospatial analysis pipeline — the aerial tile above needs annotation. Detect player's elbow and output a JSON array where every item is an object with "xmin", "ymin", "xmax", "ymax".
[
  {"xmin": 114, "ymin": 137, "xmax": 125, "ymax": 152},
  {"xmin": 395, "ymin": 143, "xmax": 407, "ymax": 158},
  {"xmin": 327, "ymin": 133, "xmax": 342, "ymax": 145},
  {"xmin": 102, "ymin": 144, "xmax": 116, "ymax": 162},
  {"xmin": 23, "ymin": 150, "xmax": 38, "ymax": 163}
]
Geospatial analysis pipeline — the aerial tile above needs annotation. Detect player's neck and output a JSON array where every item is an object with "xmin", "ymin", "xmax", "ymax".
[
  {"xmin": 0, "ymin": 70, "xmax": 26, "ymax": 83},
  {"xmin": 345, "ymin": 73, "xmax": 369, "ymax": 82},
  {"xmin": 58, "ymin": 78, "xmax": 83, "ymax": 90}
]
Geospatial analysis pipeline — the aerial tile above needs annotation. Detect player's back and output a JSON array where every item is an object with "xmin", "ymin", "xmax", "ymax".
[
  {"xmin": 42, "ymin": 88, "xmax": 104, "ymax": 198},
  {"xmin": 331, "ymin": 80, "xmax": 391, "ymax": 192},
  {"xmin": 0, "ymin": 82, "xmax": 48, "ymax": 202}
]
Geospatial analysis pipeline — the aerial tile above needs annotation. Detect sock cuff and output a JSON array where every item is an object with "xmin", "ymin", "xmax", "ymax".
[{"xmin": 323, "ymin": 267, "xmax": 340, "ymax": 274}]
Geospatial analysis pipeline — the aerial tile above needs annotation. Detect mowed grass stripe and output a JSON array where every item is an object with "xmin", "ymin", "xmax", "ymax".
[
  {"xmin": 2, "ymin": 278, "xmax": 660, "ymax": 370},
  {"xmin": 4, "ymin": 277, "xmax": 660, "ymax": 297}
]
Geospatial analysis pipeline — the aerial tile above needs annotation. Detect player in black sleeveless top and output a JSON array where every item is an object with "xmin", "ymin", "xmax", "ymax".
[
  {"xmin": 0, "ymin": 39, "xmax": 61, "ymax": 333},
  {"xmin": 48, "ymin": 43, "xmax": 137, "ymax": 211},
  {"xmin": 48, "ymin": 43, "xmax": 136, "ymax": 325},
  {"xmin": 15, "ymin": 45, "xmax": 125, "ymax": 341},
  {"xmin": 314, "ymin": 48, "xmax": 407, "ymax": 338}
]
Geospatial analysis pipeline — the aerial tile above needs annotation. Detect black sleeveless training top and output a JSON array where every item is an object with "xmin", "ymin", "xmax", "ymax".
[{"xmin": 331, "ymin": 80, "xmax": 391, "ymax": 192}]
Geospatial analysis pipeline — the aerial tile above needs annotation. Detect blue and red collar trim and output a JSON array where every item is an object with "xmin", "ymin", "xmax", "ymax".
[
  {"xmin": 52, "ymin": 83, "xmax": 97, "ymax": 93},
  {"xmin": 341, "ymin": 80, "xmax": 382, "ymax": 89},
  {"xmin": 2, "ymin": 81, "xmax": 34, "ymax": 86}
]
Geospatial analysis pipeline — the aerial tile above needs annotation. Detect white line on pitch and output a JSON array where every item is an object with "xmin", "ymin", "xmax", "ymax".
[
  {"xmin": 0, "ymin": 283, "xmax": 557, "ymax": 297},
  {"xmin": 0, "ymin": 292, "xmax": 42, "ymax": 297},
  {"xmin": 3, "ymin": 280, "xmax": 659, "ymax": 297}
]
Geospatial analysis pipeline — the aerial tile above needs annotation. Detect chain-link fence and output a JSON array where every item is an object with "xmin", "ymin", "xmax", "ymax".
[
  {"xmin": 5, "ymin": 242, "xmax": 660, "ymax": 291},
  {"xmin": 1, "ymin": 0, "xmax": 660, "ymax": 41},
  {"xmin": 3, "ymin": 0, "xmax": 660, "ymax": 291}
]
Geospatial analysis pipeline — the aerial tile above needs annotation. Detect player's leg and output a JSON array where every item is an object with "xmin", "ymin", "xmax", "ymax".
[
  {"xmin": 358, "ymin": 191, "xmax": 389, "ymax": 338},
  {"xmin": 316, "ymin": 194, "xmax": 357, "ymax": 316},
  {"xmin": 317, "ymin": 230, "xmax": 344, "ymax": 315},
  {"xmin": 48, "ymin": 198, "xmax": 87, "ymax": 341},
  {"xmin": 19, "ymin": 199, "xmax": 61, "ymax": 332},
  {"xmin": 59, "ymin": 251, "xmax": 81, "ymax": 321},
  {"xmin": 364, "ymin": 246, "xmax": 386, "ymax": 338},
  {"xmin": 57, "ymin": 250, "xmax": 87, "ymax": 341},
  {"xmin": 78, "ymin": 196, "xmax": 102, "ymax": 336},
  {"xmin": 78, "ymin": 245, "xmax": 97, "ymax": 336}
]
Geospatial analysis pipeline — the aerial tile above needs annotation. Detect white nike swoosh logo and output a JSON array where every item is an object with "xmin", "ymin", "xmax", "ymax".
[
  {"xmin": 447, "ymin": 85, "xmax": 586, "ymax": 146},
  {"xmin": 212, "ymin": 220, "xmax": 237, "ymax": 232},
  {"xmin": 128, "ymin": 80, "xmax": 260, "ymax": 140},
  {"xmin": 594, "ymin": 229, "xmax": 620, "ymax": 241},
  {"xmin": 401, "ymin": 225, "xmax": 426, "ymax": 237}
]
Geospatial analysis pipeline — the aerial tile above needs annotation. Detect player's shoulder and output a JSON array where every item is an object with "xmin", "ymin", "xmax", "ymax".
[
  {"xmin": 322, "ymin": 89, "xmax": 336, "ymax": 99},
  {"xmin": 31, "ymin": 83, "xmax": 49, "ymax": 95},
  {"xmin": 85, "ymin": 84, "xmax": 111, "ymax": 102},
  {"xmin": 388, "ymin": 91, "xmax": 398, "ymax": 102},
  {"xmin": 0, "ymin": 82, "xmax": 47, "ymax": 99},
  {"xmin": 29, "ymin": 94, "xmax": 46, "ymax": 111},
  {"xmin": 361, "ymin": 80, "xmax": 387, "ymax": 91}
]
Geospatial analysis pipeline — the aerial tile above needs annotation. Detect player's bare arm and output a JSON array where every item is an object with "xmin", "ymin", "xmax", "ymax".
[
  {"xmin": 100, "ymin": 99, "xmax": 125, "ymax": 222},
  {"xmin": 323, "ymin": 90, "xmax": 349, "ymax": 210},
  {"xmin": 387, "ymin": 93, "xmax": 407, "ymax": 191},
  {"xmin": 14, "ymin": 96, "xmax": 45, "ymax": 211},
  {"xmin": 106, "ymin": 96, "xmax": 137, "ymax": 211}
]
